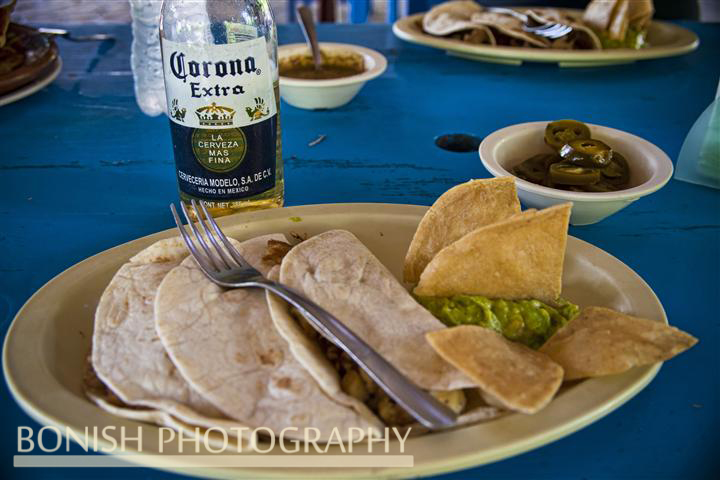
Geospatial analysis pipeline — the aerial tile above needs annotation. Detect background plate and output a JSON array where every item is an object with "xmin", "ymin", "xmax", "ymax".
[
  {"xmin": 0, "ymin": 55, "xmax": 60, "ymax": 106},
  {"xmin": 392, "ymin": 11, "xmax": 699, "ymax": 67},
  {"xmin": 3, "ymin": 203, "xmax": 664, "ymax": 478}
]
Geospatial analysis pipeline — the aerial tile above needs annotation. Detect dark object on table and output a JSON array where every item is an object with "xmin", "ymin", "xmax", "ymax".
[
  {"xmin": 0, "ymin": 23, "xmax": 58, "ymax": 95},
  {"xmin": 435, "ymin": 133, "xmax": 483, "ymax": 152}
]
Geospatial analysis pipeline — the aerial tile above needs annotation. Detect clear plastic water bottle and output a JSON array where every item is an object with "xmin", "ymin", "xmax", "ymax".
[{"xmin": 129, "ymin": 0, "xmax": 166, "ymax": 116}]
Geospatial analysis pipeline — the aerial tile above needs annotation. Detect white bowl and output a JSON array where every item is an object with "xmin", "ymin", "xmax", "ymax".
[
  {"xmin": 479, "ymin": 121, "xmax": 674, "ymax": 225},
  {"xmin": 278, "ymin": 42, "xmax": 387, "ymax": 110}
]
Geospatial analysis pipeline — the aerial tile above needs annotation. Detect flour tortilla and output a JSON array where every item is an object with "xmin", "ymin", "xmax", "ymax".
[
  {"xmin": 84, "ymin": 359, "xmax": 256, "ymax": 450},
  {"xmin": 422, "ymin": 0, "xmax": 496, "ymax": 45},
  {"xmin": 427, "ymin": 325, "xmax": 563, "ymax": 414},
  {"xmin": 414, "ymin": 203, "xmax": 571, "ymax": 303},
  {"xmin": 266, "ymin": 284, "xmax": 502, "ymax": 431},
  {"xmin": 527, "ymin": 9, "xmax": 601, "ymax": 50},
  {"xmin": 276, "ymin": 229, "xmax": 476, "ymax": 391},
  {"xmin": 540, "ymin": 306, "xmax": 698, "ymax": 380},
  {"xmin": 583, "ymin": 0, "xmax": 621, "ymax": 34},
  {"xmin": 470, "ymin": 11, "xmax": 550, "ymax": 48},
  {"xmin": 154, "ymin": 234, "xmax": 383, "ymax": 441},
  {"xmin": 91, "ymin": 237, "xmax": 255, "ymax": 435},
  {"xmin": 424, "ymin": 1, "xmax": 604, "ymax": 50},
  {"xmin": 423, "ymin": 0, "xmax": 483, "ymax": 35},
  {"xmin": 404, "ymin": 177, "xmax": 521, "ymax": 284}
]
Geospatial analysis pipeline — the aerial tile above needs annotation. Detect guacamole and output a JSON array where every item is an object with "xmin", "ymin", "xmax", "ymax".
[
  {"xmin": 598, "ymin": 28, "xmax": 647, "ymax": 49},
  {"xmin": 416, "ymin": 295, "xmax": 579, "ymax": 349}
]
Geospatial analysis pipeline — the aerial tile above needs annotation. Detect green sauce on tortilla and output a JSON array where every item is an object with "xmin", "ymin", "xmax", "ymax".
[{"xmin": 416, "ymin": 295, "xmax": 579, "ymax": 349}]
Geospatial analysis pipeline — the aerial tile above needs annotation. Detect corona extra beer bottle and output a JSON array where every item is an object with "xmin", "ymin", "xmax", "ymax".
[{"xmin": 160, "ymin": 0, "xmax": 283, "ymax": 218}]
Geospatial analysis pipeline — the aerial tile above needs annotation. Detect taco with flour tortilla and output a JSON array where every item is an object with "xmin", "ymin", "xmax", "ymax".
[
  {"xmin": 91, "ymin": 237, "xmax": 262, "ymax": 440},
  {"xmin": 84, "ymin": 358, "xmax": 256, "ymax": 450},
  {"xmin": 154, "ymin": 234, "xmax": 383, "ymax": 441},
  {"xmin": 469, "ymin": 9, "xmax": 550, "ymax": 48},
  {"xmin": 422, "ymin": 0, "xmax": 496, "ymax": 46},
  {"xmin": 267, "ymin": 230, "xmax": 503, "ymax": 428},
  {"xmin": 525, "ymin": 9, "xmax": 601, "ymax": 50}
]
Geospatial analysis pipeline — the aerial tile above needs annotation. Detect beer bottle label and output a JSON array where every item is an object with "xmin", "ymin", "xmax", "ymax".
[{"xmin": 161, "ymin": 37, "xmax": 277, "ymax": 201}]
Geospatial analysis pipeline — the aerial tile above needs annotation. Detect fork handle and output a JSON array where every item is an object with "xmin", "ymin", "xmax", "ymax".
[{"xmin": 255, "ymin": 280, "xmax": 458, "ymax": 430}]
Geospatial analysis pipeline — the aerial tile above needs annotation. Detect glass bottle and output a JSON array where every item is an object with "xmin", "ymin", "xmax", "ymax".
[{"xmin": 160, "ymin": 0, "xmax": 283, "ymax": 218}]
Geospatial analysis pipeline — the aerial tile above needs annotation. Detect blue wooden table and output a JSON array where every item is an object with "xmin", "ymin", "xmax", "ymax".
[{"xmin": 1, "ymin": 22, "xmax": 719, "ymax": 479}]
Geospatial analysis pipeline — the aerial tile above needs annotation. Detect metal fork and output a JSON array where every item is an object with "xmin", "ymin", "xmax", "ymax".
[
  {"xmin": 171, "ymin": 200, "xmax": 458, "ymax": 430},
  {"xmin": 37, "ymin": 27, "xmax": 115, "ymax": 42},
  {"xmin": 487, "ymin": 7, "xmax": 573, "ymax": 40}
]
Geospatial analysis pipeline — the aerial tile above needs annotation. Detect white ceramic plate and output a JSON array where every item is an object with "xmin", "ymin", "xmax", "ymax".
[
  {"xmin": 0, "ymin": 57, "xmax": 62, "ymax": 107},
  {"xmin": 3, "ymin": 204, "xmax": 664, "ymax": 478},
  {"xmin": 392, "ymin": 12, "xmax": 699, "ymax": 67}
]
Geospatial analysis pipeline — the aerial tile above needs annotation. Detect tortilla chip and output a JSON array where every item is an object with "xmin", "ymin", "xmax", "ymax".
[
  {"xmin": 427, "ymin": 326, "xmax": 563, "ymax": 414},
  {"xmin": 627, "ymin": 0, "xmax": 653, "ymax": 30},
  {"xmin": 583, "ymin": 0, "xmax": 619, "ymax": 32},
  {"xmin": 607, "ymin": 0, "xmax": 630, "ymax": 41},
  {"xmin": 540, "ymin": 306, "xmax": 698, "ymax": 380},
  {"xmin": 414, "ymin": 203, "xmax": 571, "ymax": 303},
  {"xmin": 404, "ymin": 177, "xmax": 520, "ymax": 284}
]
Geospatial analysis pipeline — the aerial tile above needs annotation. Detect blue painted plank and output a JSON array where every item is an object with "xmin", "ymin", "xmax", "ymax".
[
  {"xmin": 349, "ymin": 0, "xmax": 370, "ymax": 24},
  {"xmin": 288, "ymin": 0, "xmax": 297, "ymax": 22},
  {"xmin": 1, "ymin": 22, "xmax": 719, "ymax": 480},
  {"xmin": 388, "ymin": 0, "xmax": 398, "ymax": 23},
  {"xmin": 407, "ymin": 0, "xmax": 428, "ymax": 15}
]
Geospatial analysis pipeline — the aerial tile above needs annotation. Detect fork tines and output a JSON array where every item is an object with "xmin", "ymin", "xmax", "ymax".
[
  {"xmin": 527, "ymin": 23, "xmax": 573, "ymax": 39},
  {"xmin": 170, "ymin": 200, "xmax": 249, "ymax": 273}
]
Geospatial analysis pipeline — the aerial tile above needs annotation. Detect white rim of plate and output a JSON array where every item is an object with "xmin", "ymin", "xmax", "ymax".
[
  {"xmin": 479, "ymin": 121, "xmax": 675, "ymax": 202},
  {"xmin": 278, "ymin": 42, "xmax": 387, "ymax": 87}
]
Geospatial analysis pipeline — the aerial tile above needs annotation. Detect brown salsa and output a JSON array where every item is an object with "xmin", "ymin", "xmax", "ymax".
[
  {"xmin": 279, "ymin": 50, "xmax": 365, "ymax": 80},
  {"xmin": 281, "ymin": 64, "xmax": 363, "ymax": 80}
]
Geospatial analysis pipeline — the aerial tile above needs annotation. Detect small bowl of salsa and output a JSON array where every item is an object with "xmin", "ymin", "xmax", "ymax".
[{"xmin": 278, "ymin": 42, "xmax": 387, "ymax": 110}]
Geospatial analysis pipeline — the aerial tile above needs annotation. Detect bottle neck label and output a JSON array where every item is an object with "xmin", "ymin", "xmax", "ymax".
[{"xmin": 162, "ymin": 37, "xmax": 276, "ymax": 130}]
